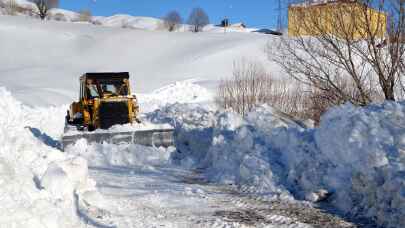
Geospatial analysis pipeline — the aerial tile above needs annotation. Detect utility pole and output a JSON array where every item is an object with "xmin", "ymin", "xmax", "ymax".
[{"xmin": 277, "ymin": 0, "xmax": 283, "ymax": 31}]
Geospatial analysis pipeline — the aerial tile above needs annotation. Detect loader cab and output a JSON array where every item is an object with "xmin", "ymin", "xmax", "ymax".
[{"xmin": 79, "ymin": 72, "xmax": 131, "ymax": 100}]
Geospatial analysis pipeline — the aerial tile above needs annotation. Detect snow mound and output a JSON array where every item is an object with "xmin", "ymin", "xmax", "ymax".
[
  {"xmin": 150, "ymin": 102, "xmax": 405, "ymax": 227},
  {"xmin": 138, "ymin": 80, "xmax": 214, "ymax": 113},
  {"xmin": 0, "ymin": 87, "xmax": 108, "ymax": 227},
  {"xmin": 315, "ymin": 102, "xmax": 405, "ymax": 227}
]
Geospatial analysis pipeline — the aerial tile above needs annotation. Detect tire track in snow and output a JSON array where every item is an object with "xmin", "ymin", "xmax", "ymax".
[
  {"xmin": 89, "ymin": 165, "xmax": 357, "ymax": 228},
  {"xmin": 196, "ymin": 183, "xmax": 355, "ymax": 228},
  {"xmin": 80, "ymin": 148, "xmax": 357, "ymax": 228}
]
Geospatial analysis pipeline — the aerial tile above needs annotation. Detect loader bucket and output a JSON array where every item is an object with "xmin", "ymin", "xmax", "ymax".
[{"xmin": 62, "ymin": 128, "xmax": 174, "ymax": 151}]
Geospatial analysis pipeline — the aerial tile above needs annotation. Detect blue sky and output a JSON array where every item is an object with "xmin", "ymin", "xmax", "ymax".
[{"xmin": 60, "ymin": 0, "xmax": 289, "ymax": 29}]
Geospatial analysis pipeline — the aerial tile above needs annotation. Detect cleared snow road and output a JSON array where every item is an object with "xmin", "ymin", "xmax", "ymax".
[{"xmin": 80, "ymin": 146, "xmax": 356, "ymax": 228}]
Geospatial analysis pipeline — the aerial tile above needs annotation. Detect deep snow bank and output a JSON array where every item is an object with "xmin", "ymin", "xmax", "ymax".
[
  {"xmin": 314, "ymin": 102, "xmax": 405, "ymax": 227},
  {"xmin": 149, "ymin": 102, "xmax": 405, "ymax": 227},
  {"xmin": 0, "ymin": 87, "xmax": 108, "ymax": 227}
]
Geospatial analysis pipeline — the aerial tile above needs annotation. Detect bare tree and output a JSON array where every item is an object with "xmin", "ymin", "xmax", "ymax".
[
  {"xmin": 187, "ymin": 7, "xmax": 209, "ymax": 32},
  {"xmin": 163, "ymin": 10, "xmax": 182, "ymax": 32},
  {"xmin": 29, "ymin": 0, "xmax": 58, "ymax": 20},
  {"xmin": 270, "ymin": 0, "xmax": 405, "ymax": 106}
]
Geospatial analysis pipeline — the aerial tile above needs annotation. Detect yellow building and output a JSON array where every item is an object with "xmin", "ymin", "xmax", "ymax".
[{"xmin": 288, "ymin": 0, "xmax": 387, "ymax": 39}]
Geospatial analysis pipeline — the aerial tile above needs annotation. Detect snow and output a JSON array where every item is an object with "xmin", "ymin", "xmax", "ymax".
[
  {"xmin": 291, "ymin": 0, "xmax": 345, "ymax": 7},
  {"xmin": 204, "ymin": 23, "xmax": 259, "ymax": 33},
  {"xmin": 12, "ymin": 0, "xmax": 35, "ymax": 9},
  {"xmin": 1, "ymin": 75, "xmax": 404, "ymax": 226},
  {"xmin": 0, "ymin": 15, "xmax": 272, "ymax": 107},
  {"xmin": 148, "ymin": 101, "xmax": 405, "ymax": 227},
  {"xmin": 138, "ymin": 79, "xmax": 214, "ymax": 113},
  {"xmin": 0, "ymin": 87, "xmax": 111, "ymax": 227},
  {"xmin": 92, "ymin": 15, "xmax": 164, "ymax": 30},
  {"xmin": 0, "ymin": 7, "xmax": 403, "ymax": 228}
]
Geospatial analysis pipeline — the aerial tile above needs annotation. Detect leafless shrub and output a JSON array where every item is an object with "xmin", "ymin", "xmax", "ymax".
[
  {"xmin": 29, "ymin": 0, "xmax": 59, "ymax": 20},
  {"xmin": 270, "ymin": 0, "xmax": 405, "ymax": 107},
  {"xmin": 216, "ymin": 60, "xmax": 273, "ymax": 116},
  {"xmin": 187, "ymin": 7, "xmax": 209, "ymax": 33},
  {"xmin": 163, "ymin": 10, "xmax": 182, "ymax": 32},
  {"xmin": 216, "ymin": 59, "xmax": 381, "ymax": 123},
  {"xmin": 216, "ymin": 59, "xmax": 314, "ymax": 118}
]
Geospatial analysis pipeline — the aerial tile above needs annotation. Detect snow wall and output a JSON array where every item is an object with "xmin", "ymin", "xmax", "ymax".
[
  {"xmin": 0, "ymin": 87, "xmax": 109, "ymax": 228},
  {"xmin": 147, "ymin": 102, "xmax": 405, "ymax": 228}
]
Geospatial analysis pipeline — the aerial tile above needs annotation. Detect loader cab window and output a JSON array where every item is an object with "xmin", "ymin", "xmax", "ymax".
[
  {"xmin": 85, "ymin": 79, "xmax": 100, "ymax": 98},
  {"xmin": 99, "ymin": 81, "xmax": 128, "ymax": 96},
  {"xmin": 101, "ymin": 84, "xmax": 117, "ymax": 95},
  {"xmin": 87, "ymin": 84, "xmax": 99, "ymax": 98}
]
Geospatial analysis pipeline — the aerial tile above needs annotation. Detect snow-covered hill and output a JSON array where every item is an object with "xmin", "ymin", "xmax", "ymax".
[{"xmin": 0, "ymin": 15, "xmax": 273, "ymax": 107}]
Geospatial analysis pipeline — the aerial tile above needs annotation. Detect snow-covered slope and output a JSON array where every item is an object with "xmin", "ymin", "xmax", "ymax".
[{"xmin": 0, "ymin": 15, "xmax": 272, "ymax": 107}]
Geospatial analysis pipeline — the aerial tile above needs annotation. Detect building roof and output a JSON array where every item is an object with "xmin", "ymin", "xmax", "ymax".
[{"xmin": 290, "ymin": 0, "xmax": 358, "ymax": 7}]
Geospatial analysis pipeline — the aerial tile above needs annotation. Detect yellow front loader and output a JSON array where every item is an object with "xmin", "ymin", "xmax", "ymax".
[{"xmin": 62, "ymin": 72, "xmax": 174, "ymax": 150}]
